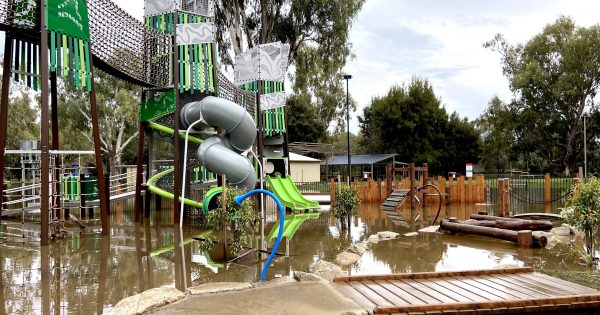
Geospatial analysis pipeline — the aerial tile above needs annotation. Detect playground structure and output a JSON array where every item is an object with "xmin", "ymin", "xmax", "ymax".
[{"xmin": 0, "ymin": 0, "xmax": 320, "ymax": 246}]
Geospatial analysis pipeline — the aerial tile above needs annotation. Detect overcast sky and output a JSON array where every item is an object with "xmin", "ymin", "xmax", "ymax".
[{"xmin": 115, "ymin": 1, "xmax": 600, "ymax": 133}]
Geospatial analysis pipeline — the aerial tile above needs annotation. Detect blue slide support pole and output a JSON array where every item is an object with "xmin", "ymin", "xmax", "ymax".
[{"xmin": 235, "ymin": 189, "xmax": 285, "ymax": 281}]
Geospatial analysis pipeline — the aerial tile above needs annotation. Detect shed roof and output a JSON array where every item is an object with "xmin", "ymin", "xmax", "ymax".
[
  {"xmin": 321, "ymin": 154, "xmax": 397, "ymax": 166},
  {"xmin": 289, "ymin": 152, "xmax": 321, "ymax": 162}
]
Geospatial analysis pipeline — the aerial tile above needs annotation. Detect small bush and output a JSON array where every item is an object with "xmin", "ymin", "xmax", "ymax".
[
  {"xmin": 200, "ymin": 187, "xmax": 259, "ymax": 256},
  {"xmin": 332, "ymin": 185, "xmax": 360, "ymax": 225},
  {"xmin": 563, "ymin": 176, "xmax": 600, "ymax": 259}
]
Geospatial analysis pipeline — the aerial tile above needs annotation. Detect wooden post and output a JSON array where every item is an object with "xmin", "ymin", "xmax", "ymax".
[
  {"xmin": 50, "ymin": 71, "xmax": 60, "ymax": 221},
  {"xmin": 134, "ymin": 95, "xmax": 146, "ymax": 223},
  {"xmin": 498, "ymin": 179, "xmax": 504, "ymax": 217},
  {"xmin": 386, "ymin": 164, "xmax": 392, "ymax": 196},
  {"xmin": 409, "ymin": 163, "xmax": 415, "ymax": 211},
  {"xmin": 88, "ymin": 43, "xmax": 110, "ymax": 236},
  {"xmin": 505, "ymin": 178, "xmax": 511, "ymax": 216},
  {"xmin": 422, "ymin": 163, "xmax": 428, "ymax": 207},
  {"xmin": 459, "ymin": 176, "xmax": 465, "ymax": 204},
  {"xmin": 330, "ymin": 177, "xmax": 335, "ymax": 206},
  {"xmin": 40, "ymin": 11, "xmax": 51, "ymax": 245},
  {"xmin": 0, "ymin": 37, "xmax": 13, "ymax": 227},
  {"xmin": 377, "ymin": 178, "xmax": 382, "ymax": 202},
  {"xmin": 545, "ymin": 173, "xmax": 551, "ymax": 206},
  {"xmin": 518, "ymin": 230, "xmax": 533, "ymax": 248}
]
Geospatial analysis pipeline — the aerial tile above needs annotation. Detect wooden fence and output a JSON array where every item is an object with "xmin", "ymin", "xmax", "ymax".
[{"xmin": 334, "ymin": 175, "xmax": 486, "ymax": 204}]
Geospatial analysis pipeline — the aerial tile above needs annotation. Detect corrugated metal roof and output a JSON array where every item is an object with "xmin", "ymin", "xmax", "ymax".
[{"xmin": 321, "ymin": 154, "xmax": 397, "ymax": 166}]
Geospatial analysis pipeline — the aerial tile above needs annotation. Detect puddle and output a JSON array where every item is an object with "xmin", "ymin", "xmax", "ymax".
[{"xmin": 0, "ymin": 199, "xmax": 595, "ymax": 314}]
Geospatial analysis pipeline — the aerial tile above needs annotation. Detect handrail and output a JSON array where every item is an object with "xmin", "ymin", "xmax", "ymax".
[
  {"xmin": 147, "ymin": 168, "xmax": 204, "ymax": 209},
  {"xmin": 4, "ymin": 183, "xmax": 40, "ymax": 194}
]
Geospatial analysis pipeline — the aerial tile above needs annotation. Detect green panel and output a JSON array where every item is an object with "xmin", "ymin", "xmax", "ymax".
[
  {"xmin": 140, "ymin": 90, "xmax": 176, "ymax": 122},
  {"xmin": 81, "ymin": 176, "xmax": 99, "ymax": 201},
  {"xmin": 46, "ymin": 0, "xmax": 90, "ymax": 41}
]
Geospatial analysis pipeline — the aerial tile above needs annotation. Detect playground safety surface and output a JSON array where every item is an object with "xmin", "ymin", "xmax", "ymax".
[{"xmin": 150, "ymin": 281, "xmax": 366, "ymax": 315}]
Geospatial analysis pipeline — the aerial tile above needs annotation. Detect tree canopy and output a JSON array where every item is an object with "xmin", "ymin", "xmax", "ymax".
[
  {"xmin": 215, "ymin": 0, "xmax": 364, "ymax": 130},
  {"xmin": 359, "ymin": 78, "xmax": 480, "ymax": 175},
  {"xmin": 58, "ymin": 71, "xmax": 140, "ymax": 173},
  {"xmin": 485, "ymin": 16, "xmax": 600, "ymax": 175}
]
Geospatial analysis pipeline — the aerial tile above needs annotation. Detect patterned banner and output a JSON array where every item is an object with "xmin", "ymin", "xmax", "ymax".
[
  {"xmin": 180, "ymin": 0, "xmax": 214, "ymax": 16},
  {"xmin": 260, "ymin": 92, "xmax": 286, "ymax": 110},
  {"xmin": 176, "ymin": 23, "xmax": 214, "ymax": 45},
  {"xmin": 258, "ymin": 42, "xmax": 289, "ymax": 82},
  {"xmin": 145, "ymin": 0, "xmax": 177, "ymax": 16},
  {"xmin": 234, "ymin": 41, "xmax": 290, "ymax": 85}
]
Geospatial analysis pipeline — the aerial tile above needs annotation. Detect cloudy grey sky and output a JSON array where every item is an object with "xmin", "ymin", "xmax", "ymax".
[{"xmin": 114, "ymin": 1, "xmax": 600, "ymax": 133}]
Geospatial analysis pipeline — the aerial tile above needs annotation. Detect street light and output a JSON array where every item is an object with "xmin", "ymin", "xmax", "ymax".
[
  {"xmin": 344, "ymin": 74, "xmax": 352, "ymax": 185},
  {"xmin": 584, "ymin": 114, "xmax": 588, "ymax": 179}
]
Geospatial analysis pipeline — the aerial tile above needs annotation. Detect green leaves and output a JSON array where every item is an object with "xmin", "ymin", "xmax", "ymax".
[
  {"xmin": 486, "ymin": 16, "xmax": 600, "ymax": 175},
  {"xmin": 332, "ymin": 185, "xmax": 359, "ymax": 219},
  {"xmin": 359, "ymin": 78, "xmax": 480, "ymax": 174},
  {"xmin": 202, "ymin": 187, "xmax": 259, "ymax": 257}
]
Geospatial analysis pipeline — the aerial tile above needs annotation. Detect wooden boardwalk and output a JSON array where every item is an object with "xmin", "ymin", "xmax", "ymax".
[
  {"xmin": 380, "ymin": 189, "xmax": 410, "ymax": 227},
  {"xmin": 333, "ymin": 267, "xmax": 600, "ymax": 314}
]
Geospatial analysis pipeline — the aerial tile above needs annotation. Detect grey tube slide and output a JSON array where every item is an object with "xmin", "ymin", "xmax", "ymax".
[{"xmin": 180, "ymin": 96, "xmax": 256, "ymax": 190}]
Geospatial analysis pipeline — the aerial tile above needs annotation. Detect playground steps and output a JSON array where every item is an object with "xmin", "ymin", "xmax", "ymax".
[
  {"xmin": 380, "ymin": 189, "xmax": 411, "ymax": 228},
  {"xmin": 380, "ymin": 189, "xmax": 410, "ymax": 211}
]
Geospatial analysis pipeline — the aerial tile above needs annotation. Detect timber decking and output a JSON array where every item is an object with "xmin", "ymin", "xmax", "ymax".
[
  {"xmin": 380, "ymin": 189, "xmax": 410, "ymax": 227},
  {"xmin": 333, "ymin": 267, "xmax": 600, "ymax": 314}
]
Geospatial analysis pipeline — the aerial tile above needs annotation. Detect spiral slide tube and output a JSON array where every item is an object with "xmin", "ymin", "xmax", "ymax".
[{"xmin": 180, "ymin": 96, "xmax": 257, "ymax": 190}]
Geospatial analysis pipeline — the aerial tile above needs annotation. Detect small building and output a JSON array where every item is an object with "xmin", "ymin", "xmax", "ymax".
[
  {"xmin": 321, "ymin": 154, "xmax": 398, "ymax": 180},
  {"xmin": 289, "ymin": 153, "xmax": 321, "ymax": 182}
]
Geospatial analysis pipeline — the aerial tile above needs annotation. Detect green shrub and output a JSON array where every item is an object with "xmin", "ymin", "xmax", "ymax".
[
  {"xmin": 332, "ymin": 185, "xmax": 360, "ymax": 228},
  {"xmin": 563, "ymin": 176, "xmax": 600, "ymax": 259},
  {"xmin": 200, "ymin": 187, "xmax": 259, "ymax": 257}
]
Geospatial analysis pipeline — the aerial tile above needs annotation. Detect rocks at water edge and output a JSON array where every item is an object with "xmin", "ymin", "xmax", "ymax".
[
  {"xmin": 293, "ymin": 271, "xmax": 328, "ymax": 282},
  {"xmin": 335, "ymin": 251, "xmax": 362, "ymax": 267},
  {"xmin": 377, "ymin": 231, "xmax": 400, "ymax": 240},
  {"xmin": 311, "ymin": 260, "xmax": 346, "ymax": 281},
  {"xmin": 108, "ymin": 286, "xmax": 185, "ymax": 315},
  {"xmin": 419, "ymin": 225, "xmax": 440, "ymax": 233},
  {"xmin": 347, "ymin": 241, "xmax": 369, "ymax": 255}
]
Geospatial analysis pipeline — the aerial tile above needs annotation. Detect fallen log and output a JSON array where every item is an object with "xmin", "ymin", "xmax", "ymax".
[
  {"xmin": 470, "ymin": 214, "xmax": 524, "ymax": 221},
  {"xmin": 463, "ymin": 218, "xmax": 552, "ymax": 231},
  {"xmin": 440, "ymin": 220, "xmax": 547, "ymax": 248}
]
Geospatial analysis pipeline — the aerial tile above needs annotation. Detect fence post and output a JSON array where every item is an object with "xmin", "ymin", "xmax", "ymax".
[
  {"xmin": 330, "ymin": 177, "xmax": 335, "ymax": 206},
  {"xmin": 545, "ymin": 173, "xmax": 551, "ymax": 206},
  {"xmin": 459, "ymin": 176, "xmax": 465, "ymax": 204},
  {"xmin": 498, "ymin": 178, "xmax": 504, "ymax": 216},
  {"xmin": 1, "ymin": 183, "xmax": 6, "ymax": 220},
  {"xmin": 505, "ymin": 178, "xmax": 511, "ymax": 216},
  {"xmin": 386, "ymin": 164, "xmax": 392, "ymax": 196},
  {"xmin": 422, "ymin": 163, "xmax": 428, "ymax": 207}
]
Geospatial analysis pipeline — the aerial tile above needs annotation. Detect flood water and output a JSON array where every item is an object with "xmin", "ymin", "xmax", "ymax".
[{"xmin": 0, "ymin": 199, "xmax": 596, "ymax": 314}]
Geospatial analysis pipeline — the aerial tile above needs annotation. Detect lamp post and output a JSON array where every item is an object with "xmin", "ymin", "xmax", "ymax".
[
  {"xmin": 584, "ymin": 114, "xmax": 588, "ymax": 179},
  {"xmin": 343, "ymin": 74, "xmax": 352, "ymax": 185}
]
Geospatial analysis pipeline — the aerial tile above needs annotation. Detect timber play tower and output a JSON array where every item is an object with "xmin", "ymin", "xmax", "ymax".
[{"xmin": 0, "ymin": 0, "xmax": 318, "ymax": 245}]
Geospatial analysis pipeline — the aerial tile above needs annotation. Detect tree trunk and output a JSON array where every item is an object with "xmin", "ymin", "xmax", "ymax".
[{"xmin": 563, "ymin": 125, "xmax": 577, "ymax": 176}]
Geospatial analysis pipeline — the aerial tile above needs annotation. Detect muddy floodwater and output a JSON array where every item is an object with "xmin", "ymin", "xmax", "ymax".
[{"xmin": 0, "ymin": 200, "xmax": 596, "ymax": 314}]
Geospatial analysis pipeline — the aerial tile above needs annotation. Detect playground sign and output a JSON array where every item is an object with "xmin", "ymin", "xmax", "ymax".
[
  {"xmin": 466, "ymin": 163, "xmax": 473, "ymax": 178},
  {"xmin": 46, "ymin": 0, "xmax": 91, "ymax": 41}
]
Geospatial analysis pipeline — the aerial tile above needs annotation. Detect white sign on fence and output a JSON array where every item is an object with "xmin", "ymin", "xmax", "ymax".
[{"xmin": 466, "ymin": 163, "xmax": 473, "ymax": 178}]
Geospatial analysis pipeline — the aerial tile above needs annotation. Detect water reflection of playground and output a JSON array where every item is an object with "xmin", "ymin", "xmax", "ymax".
[{"xmin": 0, "ymin": 200, "xmax": 596, "ymax": 314}]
